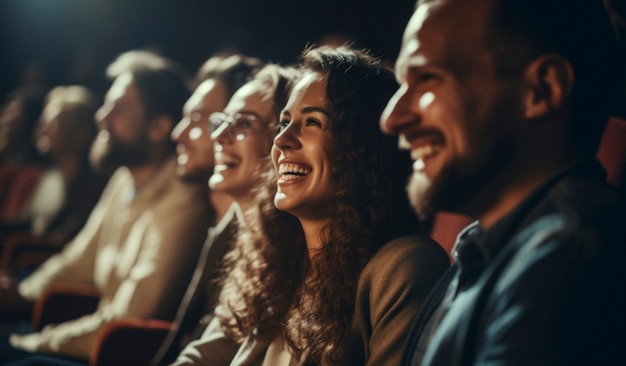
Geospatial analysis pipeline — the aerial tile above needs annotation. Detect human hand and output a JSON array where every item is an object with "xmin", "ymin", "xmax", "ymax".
[{"xmin": 9, "ymin": 332, "xmax": 41, "ymax": 352}]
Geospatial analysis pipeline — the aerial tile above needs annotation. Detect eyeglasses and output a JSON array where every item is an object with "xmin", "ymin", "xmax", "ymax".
[{"xmin": 209, "ymin": 112, "xmax": 267, "ymax": 141}]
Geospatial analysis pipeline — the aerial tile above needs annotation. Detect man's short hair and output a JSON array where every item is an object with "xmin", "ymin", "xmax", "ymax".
[
  {"xmin": 106, "ymin": 49, "xmax": 190, "ymax": 123},
  {"xmin": 45, "ymin": 85, "xmax": 99, "ymax": 135},
  {"xmin": 193, "ymin": 54, "xmax": 264, "ymax": 97},
  {"xmin": 485, "ymin": 0, "xmax": 621, "ymax": 157}
]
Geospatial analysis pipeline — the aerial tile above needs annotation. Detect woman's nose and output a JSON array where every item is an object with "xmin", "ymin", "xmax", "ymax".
[
  {"xmin": 171, "ymin": 118, "xmax": 190, "ymax": 142},
  {"xmin": 274, "ymin": 122, "xmax": 301, "ymax": 151}
]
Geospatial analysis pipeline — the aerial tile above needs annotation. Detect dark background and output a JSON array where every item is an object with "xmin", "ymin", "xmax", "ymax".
[{"xmin": 0, "ymin": 0, "xmax": 416, "ymax": 99}]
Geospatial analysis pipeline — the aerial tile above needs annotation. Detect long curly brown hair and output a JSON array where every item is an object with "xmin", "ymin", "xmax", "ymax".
[
  {"xmin": 215, "ymin": 63, "xmax": 304, "ymax": 338},
  {"xmin": 216, "ymin": 45, "xmax": 421, "ymax": 364},
  {"xmin": 216, "ymin": 159, "xmax": 307, "ymax": 339}
]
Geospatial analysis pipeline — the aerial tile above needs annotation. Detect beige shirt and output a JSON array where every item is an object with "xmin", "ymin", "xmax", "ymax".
[{"xmin": 14, "ymin": 157, "xmax": 210, "ymax": 360}]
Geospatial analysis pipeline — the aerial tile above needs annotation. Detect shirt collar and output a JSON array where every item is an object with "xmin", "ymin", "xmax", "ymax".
[{"xmin": 452, "ymin": 159, "xmax": 605, "ymax": 287}]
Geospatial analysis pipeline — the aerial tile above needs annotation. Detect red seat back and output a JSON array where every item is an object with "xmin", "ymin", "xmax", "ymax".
[
  {"xmin": 430, "ymin": 212, "xmax": 474, "ymax": 263},
  {"xmin": 597, "ymin": 116, "xmax": 626, "ymax": 190},
  {"xmin": 1, "ymin": 164, "xmax": 44, "ymax": 221}
]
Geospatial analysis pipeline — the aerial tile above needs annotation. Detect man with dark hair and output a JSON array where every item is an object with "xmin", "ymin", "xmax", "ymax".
[
  {"xmin": 171, "ymin": 54, "xmax": 263, "ymax": 222},
  {"xmin": 152, "ymin": 54, "xmax": 262, "ymax": 364},
  {"xmin": 381, "ymin": 0, "xmax": 626, "ymax": 364},
  {"xmin": 4, "ymin": 50, "xmax": 210, "ymax": 363}
]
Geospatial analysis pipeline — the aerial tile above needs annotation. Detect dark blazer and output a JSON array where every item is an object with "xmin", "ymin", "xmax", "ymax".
[
  {"xmin": 403, "ymin": 160, "xmax": 626, "ymax": 366},
  {"xmin": 153, "ymin": 204, "xmax": 241, "ymax": 365}
]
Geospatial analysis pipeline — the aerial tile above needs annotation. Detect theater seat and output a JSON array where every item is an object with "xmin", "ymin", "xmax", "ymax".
[
  {"xmin": 32, "ymin": 284, "xmax": 173, "ymax": 365},
  {"xmin": 1, "ymin": 231, "xmax": 66, "ymax": 276},
  {"xmin": 0, "ymin": 164, "xmax": 44, "ymax": 221},
  {"xmin": 0, "ymin": 160, "xmax": 19, "ymax": 208},
  {"xmin": 596, "ymin": 116, "xmax": 626, "ymax": 190},
  {"xmin": 32, "ymin": 283, "xmax": 100, "ymax": 331},
  {"xmin": 90, "ymin": 318, "xmax": 173, "ymax": 366},
  {"xmin": 430, "ymin": 212, "xmax": 474, "ymax": 263}
]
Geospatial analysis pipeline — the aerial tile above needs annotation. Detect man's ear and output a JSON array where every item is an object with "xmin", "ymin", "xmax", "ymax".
[
  {"xmin": 523, "ymin": 54, "xmax": 574, "ymax": 119},
  {"xmin": 148, "ymin": 115, "xmax": 174, "ymax": 143}
]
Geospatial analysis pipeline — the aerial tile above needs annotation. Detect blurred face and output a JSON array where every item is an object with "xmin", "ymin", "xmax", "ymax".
[
  {"xmin": 209, "ymin": 80, "xmax": 276, "ymax": 201},
  {"xmin": 172, "ymin": 78, "xmax": 229, "ymax": 180},
  {"xmin": 0, "ymin": 100, "xmax": 28, "ymax": 151},
  {"xmin": 35, "ymin": 101, "xmax": 67, "ymax": 157},
  {"xmin": 273, "ymin": 72, "xmax": 334, "ymax": 221},
  {"xmin": 91, "ymin": 73, "xmax": 150, "ymax": 171},
  {"xmin": 380, "ymin": 0, "xmax": 523, "ymax": 220}
]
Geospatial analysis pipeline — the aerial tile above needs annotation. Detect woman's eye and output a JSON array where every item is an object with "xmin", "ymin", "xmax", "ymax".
[
  {"xmin": 416, "ymin": 72, "xmax": 440, "ymax": 84},
  {"xmin": 279, "ymin": 119, "xmax": 291, "ymax": 130},
  {"xmin": 305, "ymin": 118, "xmax": 322, "ymax": 127}
]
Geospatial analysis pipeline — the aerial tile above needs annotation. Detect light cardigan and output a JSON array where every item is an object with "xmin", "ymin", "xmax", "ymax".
[{"xmin": 14, "ymin": 157, "xmax": 210, "ymax": 360}]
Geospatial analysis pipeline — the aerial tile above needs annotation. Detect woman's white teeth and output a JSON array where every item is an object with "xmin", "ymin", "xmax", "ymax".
[
  {"xmin": 279, "ymin": 163, "xmax": 311, "ymax": 176},
  {"xmin": 215, "ymin": 152, "xmax": 238, "ymax": 166}
]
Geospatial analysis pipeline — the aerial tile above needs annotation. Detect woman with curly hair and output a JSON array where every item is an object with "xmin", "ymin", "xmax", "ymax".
[
  {"xmin": 161, "ymin": 63, "xmax": 301, "ymax": 366},
  {"xmin": 214, "ymin": 45, "xmax": 450, "ymax": 365}
]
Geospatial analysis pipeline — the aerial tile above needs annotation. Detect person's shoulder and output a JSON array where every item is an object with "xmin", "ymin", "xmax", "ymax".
[
  {"xmin": 546, "ymin": 162, "xmax": 626, "ymax": 231},
  {"xmin": 530, "ymin": 182, "xmax": 625, "ymax": 252},
  {"xmin": 363, "ymin": 235, "xmax": 450, "ymax": 283},
  {"xmin": 370, "ymin": 235, "xmax": 449, "ymax": 266},
  {"xmin": 98, "ymin": 166, "xmax": 131, "ymax": 197},
  {"xmin": 357, "ymin": 235, "xmax": 450, "ymax": 323},
  {"xmin": 107, "ymin": 166, "xmax": 132, "ymax": 184},
  {"xmin": 497, "ymin": 183, "xmax": 626, "ymax": 290},
  {"xmin": 509, "ymin": 163, "xmax": 626, "ymax": 262}
]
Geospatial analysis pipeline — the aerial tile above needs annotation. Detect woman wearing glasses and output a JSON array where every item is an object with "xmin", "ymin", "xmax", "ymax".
[
  {"xmin": 167, "ymin": 63, "xmax": 301, "ymax": 366},
  {"xmin": 207, "ymin": 69, "xmax": 290, "ymax": 213},
  {"xmin": 5, "ymin": 64, "xmax": 302, "ymax": 366},
  {"xmin": 212, "ymin": 45, "xmax": 450, "ymax": 365}
]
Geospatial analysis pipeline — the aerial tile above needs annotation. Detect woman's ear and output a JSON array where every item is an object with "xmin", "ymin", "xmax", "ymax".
[
  {"xmin": 148, "ymin": 115, "xmax": 174, "ymax": 143},
  {"xmin": 522, "ymin": 54, "xmax": 574, "ymax": 119}
]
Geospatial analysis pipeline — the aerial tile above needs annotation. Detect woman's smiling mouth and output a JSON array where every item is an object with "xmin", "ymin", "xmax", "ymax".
[
  {"xmin": 215, "ymin": 152, "xmax": 240, "ymax": 171},
  {"xmin": 279, "ymin": 163, "xmax": 312, "ymax": 182}
]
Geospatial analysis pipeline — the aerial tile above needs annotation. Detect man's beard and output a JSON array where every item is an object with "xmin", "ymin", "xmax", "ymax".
[
  {"xmin": 178, "ymin": 165, "xmax": 214, "ymax": 183},
  {"xmin": 407, "ymin": 145, "xmax": 513, "ymax": 222},
  {"xmin": 90, "ymin": 130, "xmax": 150, "ymax": 173},
  {"xmin": 407, "ymin": 168, "xmax": 451, "ymax": 222},
  {"xmin": 406, "ymin": 161, "xmax": 474, "ymax": 222}
]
